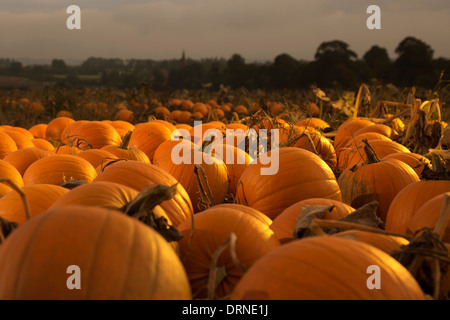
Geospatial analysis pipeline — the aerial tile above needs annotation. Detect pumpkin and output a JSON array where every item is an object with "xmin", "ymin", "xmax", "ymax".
[
  {"xmin": 0, "ymin": 159, "xmax": 24, "ymax": 197},
  {"xmin": 332, "ymin": 230, "xmax": 409, "ymax": 253},
  {"xmin": 154, "ymin": 144, "xmax": 229, "ymax": 212},
  {"xmin": 0, "ymin": 131, "xmax": 18, "ymax": 159},
  {"xmin": 3, "ymin": 147, "xmax": 51, "ymax": 176},
  {"xmin": 68, "ymin": 121, "xmax": 122, "ymax": 150},
  {"xmin": 102, "ymin": 131, "xmax": 150, "ymax": 163},
  {"xmin": 2, "ymin": 129, "xmax": 34, "ymax": 149},
  {"xmin": 338, "ymin": 140, "xmax": 420, "ymax": 222},
  {"xmin": 23, "ymin": 155, "xmax": 97, "ymax": 186},
  {"xmin": 94, "ymin": 160, "xmax": 193, "ymax": 227},
  {"xmin": 28, "ymin": 123, "xmax": 47, "ymax": 139},
  {"xmin": 0, "ymin": 206, "xmax": 192, "ymax": 299},
  {"xmin": 236, "ymin": 147, "xmax": 342, "ymax": 220},
  {"xmin": 337, "ymin": 138, "xmax": 410, "ymax": 173},
  {"xmin": 129, "ymin": 122, "xmax": 174, "ymax": 162},
  {"xmin": 109, "ymin": 120, "xmax": 135, "ymax": 138},
  {"xmin": 407, "ymin": 192, "xmax": 450, "ymax": 241},
  {"xmin": 0, "ymin": 184, "xmax": 69, "ymax": 224},
  {"xmin": 31, "ymin": 138, "xmax": 55, "ymax": 151},
  {"xmin": 177, "ymin": 205, "xmax": 280, "ymax": 299},
  {"xmin": 230, "ymin": 236, "xmax": 425, "ymax": 300},
  {"xmin": 213, "ymin": 203, "xmax": 273, "ymax": 226},
  {"xmin": 153, "ymin": 138, "xmax": 197, "ymax": 163},
  {"xmin": 296, "ymin": 117, "xmax": 331, "ymax": 131},
  {"xmin": 352, "ymin": 123, "xmax": 399, "ymax": 140},
  {"xmin": 270, "ymin": 198, "xmax": 355, "ymax": 244},
  {"xmin": 385, "ymin": 180, "xmax": 450, "ymax": 234},
  {"xmin": 75, "ymin": 149, "xmax": 118, "ymax": 169},
  {"xmin": 45, "ymin": 117, "xmax": 75, "ymax": 143},
  {"xmin": 382, "ymin": 152, "xmax": 431, "ymax": 177},
  {"xmin": 291, "ymin": 130, "xmax": 337, "ymax": 171},
  {"xmin": 333, "ymin": 118, "xmax": 375, "ymax": 152}
]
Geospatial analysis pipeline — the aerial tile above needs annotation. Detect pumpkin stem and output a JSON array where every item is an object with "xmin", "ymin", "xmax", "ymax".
[
  {"xmin": 362, "ymin": 139, "xmax": 381, "ymax": 164},
  {"xmin": 194, "ymin": 164, "xmax": 216, "ymax": 211},
  {"xmin": 206, "ymin": 232, "xmax": 246, "ymax": 300},
  {"xmin": 122, "ymin": 184, "xmax": 183, "ymax": 243},
  {"xmin": 119, "ymin": 130, "xmax": 132, "ymax": 150},
  {"xmin": 0, "ymin": 178, "xmax": 31, "ymax": 222}
]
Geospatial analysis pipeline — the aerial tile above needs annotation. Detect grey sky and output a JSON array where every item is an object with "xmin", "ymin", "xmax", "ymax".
[{"xmin": 0, "ymin": 0, "xmax": 449, "ymax": 64}]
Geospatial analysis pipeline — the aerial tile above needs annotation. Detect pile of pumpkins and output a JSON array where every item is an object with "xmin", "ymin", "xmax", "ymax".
[{"xmin": 0, "ymin": 108, "xmax": 448, "ymax": 300}]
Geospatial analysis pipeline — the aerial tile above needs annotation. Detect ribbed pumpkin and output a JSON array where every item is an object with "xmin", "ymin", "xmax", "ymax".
[
  {"xmin": 28, "ymin": 123, "xmax": 48, "ymax": 139},
  {"xmin": 68, "ymin": 121, "xmax": 122, "ymax": 150},
  {"xmin": 31, "ymin": 138, "xmax": 55, "ymax": 151},
  {"xmin": 332, "ymin": 230, "xmax": 409, "ymax": 253},
  {"xmin": 3, "ymin": 147, "xmax": 51, "ymax": 176},
  {"xmin": 230, "ymin": 236, "xmax": 425, "ymax": 300},
  {"xmin": 0, "ymin": 206, "xmax": 192, "ymax": 299},
  {"xmin": 94, "ymin": 160, "xmax": 193, "ymax": 226},
  {"xmin": 296, "ymin": 117, "xmax": 331, "ymax": 131},
  {"xmin": 270, "ymin": 198, "xmax": 355, "ymax": 244},
  {"xmin": 382, "ymin": 152, "xmax": 431, "ymax": 177},
  {"xmin": 155, "ymin": 144, "xmax": 229, "ymax": 212},
  {"xmin": 45, "ymin": 117, "xmax": 75, "ymax": 143},
  {"xmin": 385, "ymin": 180, "xmax": 450, "ymax": 234},
  {"xmin": 337, "ymin": 138, "xmax": 408, "ymax": 173},
  {"xmin": 0, "ymin": 159, "xmax": 25, "ymax": 197},
  {"xmin": 205, "ymin": 143, "xmax": 253, "ymax": 196},
  {"xmin": 291, "ymin": 131, "xmax": 337, "ymax": 171},
  {"xmin": 407, "ymin": 192, "xmax": 450, "ymax": 241},
  {"xmin": 352, "ymin": 123, "xmax": 399, "ymax": 140},
  {"xmin": 23, "ymin": 155, "xmax": 97, "ymax": 186},
  {"xmin": 0, "ymin": 131, "xmax": 18, "ymax": 159},
  {"xmin": 75, "ymin": 149, "xmax": 118, "ymax": 169},
  {"xmin": 0, "ymin": 184, "xmax": 69, "ymax": 224},
  {"xmin": 333, "ymin": 118, "xmax": 375, "ymax": 152},
  {"xmin": 153, "ymin": 138, "xmax": 197, "ymax": 163},
  {"xmin": 213, "ymin": 203, "xmax": 273, "ymax": 226},
  {"xmin": 2, "ymin": 129, "xmax": 34, "ymax": 150},
  {"xmin": 109, "ymin": 120, "xmax": 135, "ymax": 138},
  {"xmin": 101, "ymin": 131, "xmax": 150, "ymax": 163},
  {"xmin": 338, "ymin": 140, "xmax": 420, "ymax": 222},
  {"xmin": 177, "ymin": 205, "xmax": 280, "ymax": 299},
  {"xmin": 236, "ymin": 147, "xmax": 342, "ymax": 220},
  {"xmin": 129, "ymin": 122, "xmax": 173, "ymax": 162}
]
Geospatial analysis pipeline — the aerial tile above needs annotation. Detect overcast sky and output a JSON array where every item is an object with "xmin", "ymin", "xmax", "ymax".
[{"xmin": 0, "ymin": 0, "xmax": 449, "ymax": 64}]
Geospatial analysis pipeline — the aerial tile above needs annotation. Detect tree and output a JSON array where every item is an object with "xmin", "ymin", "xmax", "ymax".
[
  {"xmin": 306, "ymin": 40, "xmax": 360, "ymax": 89},
  {"xmin": 363, "ymin": 45, "xmax": 392, "ymax": 82},
  {"xmin": 393, "ymin": 36, "xmax": 435, "ymax": 87},
  {"xmin": 51, "ymin": 59, "xmax": 67, "ymax": 74},
  {"xmin": 271, "ymin": 53, "xmax": 300, "ymax": 89}
]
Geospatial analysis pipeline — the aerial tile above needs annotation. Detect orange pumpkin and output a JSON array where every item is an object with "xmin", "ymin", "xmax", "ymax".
[
  {"xmin": 2, "ymin": 129, "xmax": 34, "ymax": 149},
  {"xmin": 23, "ymin": 155, "xmax": 97, "ymax": 186},
  {"xmin": 3, "ymin": 147, "xmax": 51, "ymax": 176},
  {"xmin": 75, "ymin": 149, "xmax": 118, "ymax": 169},
  {"xmin": 129, "ymin": 122, "xmax": 173, "ymax": 162},
  {"xmin": 28, "ymin": 123, "xmax": 48, "ymax": 139},
  {"xmin": 45, "ymin": 117, "xmax": 75, "ymax": 143},
  {"xmin": 236, "ymin": 147, "xmax": 342, "ymax": 220},
  {"xmin": 94, "ymin": 160, "xmax": 193, "ymax": 226},
  {"xmin": 0, "ymin": 131, "xmax": 19, "ymax": 159},
  {"xmin": 270, "ymin": 198, "xmax": 355, "ymax": 244},
  {"xmin": 333, "ymin": 118, "xmax": 375, "ymax": 152},
  {"xmin": 0, "ymin": 206, "xmax": 192, "ymax": 299},
  {"xmin": 338, "ymin": 141, "xmax": 420, "ymax": 222},
  {"xmin": 0, "ymin": 184, "xmax": 69, "ymax": 224},
  {"xmin": 102, "ymin": 131, "xmax": 150, "ymax": 163},
  {"xmin": 386, "ymin": 180, "xmax": 450, "ymax": 234},
  {"xmin": 230, "ymin": 236, "xmax": 424, "ymax": 300},
  {"xmin": 382, "ymin": 152, "xmax": 431, "ymax": 177},
  {"xmin": 177, "ymin": 205, "xmax": 280, "ymax": 299},
  {"xmin": 68, "ymin": 121, "xmax": 122, "ymax": 150},
  {"xmin": 0, "ymin": 159, "xmax": 24, "ymax": 197},
  {"xmin": 332, "ymin": 230, "xmax": 409, "ymax": 253}
]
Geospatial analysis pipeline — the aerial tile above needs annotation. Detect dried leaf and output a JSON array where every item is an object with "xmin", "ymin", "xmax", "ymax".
[{"xmin": 293, "ymin": 205, "xmax": 335, "ymax": 239}]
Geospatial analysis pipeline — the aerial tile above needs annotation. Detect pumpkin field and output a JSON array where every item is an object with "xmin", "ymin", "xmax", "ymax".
[{"xmin": 0, "ymin": 80, "xmax": 449, "ymax": 301}]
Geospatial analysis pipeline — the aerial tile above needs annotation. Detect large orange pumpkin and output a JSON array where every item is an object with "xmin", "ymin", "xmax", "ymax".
[
  {"xmin": 94, "ymin": 160, "xmax": 193, "ymax": 226},
  {"xmin": 0, "ymin": 131, "xmax": 18, "ymax": 159},
  {"xmin": 177, "ymin": 205, "xmax": 280, "ymax": 299},
  {"xmin": 3, "ymin": 147, "xmax": 51, "ymax": 176},
  {"xmin": 0, "ymin": 206, "xmax": 192, "ymax": 299},
  {"xmin": 236, "ymin": 147, "xmax": 342, "ymax": 220},
  {"xmin": 68, "ymin": 121, "xmax": 122, "ymax": 150},
  {"xmin": 270, "ymin": 198, "xmax": 355, "ymax": 243},
  {"xmin": 338, "ymin": 141, "xmax": 420, "ymax": 222},
  {"xmin": 0, "ymin": 184, "xmax": 69, "ymax": 224},
  {"xmin": 230, "ymin": 236, "xmax": 425, "ymax": 300},
  {"xmin": 45, "ymin": 117, "xmax": 75, "ymax": 143},
  {"xmin": 0, "ymin": 159, "xmax": 25, "ymax": 197},
  {"xmin": 129, "ymin": 122, "xmax": 173, "ymax": 162},
  {"xmin": 385, "ymin": 180, "xmax": 450, "ymax": 234},
  {"xmin": 101, "ymin": 131, "xmax": 150, "ymax": 163},
  {"xmin": 23, "ymin": 155, "xmax": 97, "ymax": 186}
]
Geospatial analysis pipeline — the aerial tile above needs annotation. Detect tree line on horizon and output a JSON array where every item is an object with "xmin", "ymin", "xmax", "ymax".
[{"xmin": 0, "ymin": 36, "xmax": 448, "ymax": 92}]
